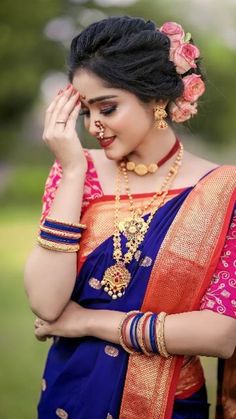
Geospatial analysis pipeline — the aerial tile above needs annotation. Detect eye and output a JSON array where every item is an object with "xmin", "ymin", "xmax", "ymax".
[{"xmin": 100, "ymin": 105, "xmax": 117, "ymax": 115}]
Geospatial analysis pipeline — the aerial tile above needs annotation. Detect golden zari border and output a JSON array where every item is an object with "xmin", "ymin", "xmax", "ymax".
[{"xmin": 120, "ymin": 166, "xmax": 236, "ymax": 419}]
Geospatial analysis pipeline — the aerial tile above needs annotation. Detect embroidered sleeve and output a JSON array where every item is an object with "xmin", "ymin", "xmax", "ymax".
[
  {"xmin": 200, "ymin": 207, "xmax": 236, "ymax": 318},
  {"xmin": 40, "ymin": 150, "xmax": 103, "ymax": 223},
  {"xmin": 40, "ymin": 160, "xmax": 63, "ymax": 223},
  {"xmin": 82, "ymin": 149, "xmax": 103, "ymax": 214}
]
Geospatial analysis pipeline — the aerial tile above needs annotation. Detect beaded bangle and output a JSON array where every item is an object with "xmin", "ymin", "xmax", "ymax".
[
  {"xmin": 118, "ymin": 311, "xmax": 140, "ymax": 355},
  {"xmin": 37, "ymin": 236, "xmax": 80, "ymax": 253},
  {"xmin": 156, "ymin": 312, "xmax": 170, "ymax": 358},
  {"xmin": 130, "ymin": 313, "xmax": 144, "ymax": 351},
  {"xmin": 136, "ymin": 312, "xmax": 153, "ymax": 356},
  {"xmin": 149, "ymin": 313, "xmax": 159, "ymax": 353}
]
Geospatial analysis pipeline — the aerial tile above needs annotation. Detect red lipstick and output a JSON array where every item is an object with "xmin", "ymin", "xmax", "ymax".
[{"xmin": 98, "ymin": 136, "xmax": 116, "ymax": 148}]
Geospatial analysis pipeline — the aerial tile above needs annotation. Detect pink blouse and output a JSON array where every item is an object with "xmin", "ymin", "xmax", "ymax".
[{"xmin": 40, "ymin": 150, "xmax": 236, "ymax": 319}]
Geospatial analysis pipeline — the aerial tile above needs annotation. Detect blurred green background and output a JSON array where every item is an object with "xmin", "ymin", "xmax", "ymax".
[{"xmin": 0, "ymin": 0, "xmax": 235, "ymax": 417}]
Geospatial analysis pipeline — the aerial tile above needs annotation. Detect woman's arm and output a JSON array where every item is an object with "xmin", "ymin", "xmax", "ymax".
[
  {"xmin": 34, "ymin": 303, "xmax": 236, "ymax": 359},
  {"xmin": 24, "ymin": 85, "xmax": 87, "ymax": 322}
]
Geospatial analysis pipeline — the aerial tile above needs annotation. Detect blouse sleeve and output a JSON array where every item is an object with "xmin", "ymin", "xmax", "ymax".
[
  {"xmin": 200, "ymin": 206, "xmax": 236, "ymax": 318},
  {"xmin": 40, "ymin": 150, "xmax": 103, "ymax": 223}
]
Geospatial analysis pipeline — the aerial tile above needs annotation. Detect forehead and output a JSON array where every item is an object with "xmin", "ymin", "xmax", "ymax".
[{"xmin": 72, "ymin": 70, "xmax": 121, "ymax": 102}]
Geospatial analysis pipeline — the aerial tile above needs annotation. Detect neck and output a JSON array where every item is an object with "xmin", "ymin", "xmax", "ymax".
[{"xmin": 127, "ymin": 127, "xmax": 177, "ymax": 165}]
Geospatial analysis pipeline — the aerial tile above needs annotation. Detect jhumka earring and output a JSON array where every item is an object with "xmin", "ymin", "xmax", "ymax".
[
  {"xmin": 95, "ymin": 120, "xmax": 105, "ymax": 140},
  {"xmin": 154, "ymin": 105, "xmax": 168, "ymax": 129}
]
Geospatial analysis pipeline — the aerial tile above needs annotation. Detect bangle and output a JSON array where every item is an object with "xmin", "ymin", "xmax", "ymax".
[
  {"xmin": 40, "ymin": 231, "xmax": 80, "ymax": 245},
  {"xmin": 40, "ymin": 225, "xmax": 82, "ymax": 239},
  {"xmin": 149, "ymin": 313, "xmax": 159, "ymax": 353},
  {"xmin": 37, "ymin": 236, "xmax": 80, "ymax": 253},
  {"xmin": 156, "ymin": 312, "xmax": 170, "ymax": 358},
  {"xmin": 130, "ymin": 313, "xmax": 144, "ymax": 351},
  {"xmin": 136, "ymin": 312, "xmax": 153, "ymax": 356},
  {"xmin": 45, "ymin": 217, "xmax": 86, "ymax": 232},
  {"xmin": 118, "ymin": 311, "xmax": 140, "ymax": 355}
]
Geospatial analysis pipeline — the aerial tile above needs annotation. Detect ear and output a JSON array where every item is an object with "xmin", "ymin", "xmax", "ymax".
[{"xmin": 154, "ymin": 99, "xmax": 169, "ymax": 109}]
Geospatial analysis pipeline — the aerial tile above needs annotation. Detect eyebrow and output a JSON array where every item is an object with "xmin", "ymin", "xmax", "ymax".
[{"xmin": 82, "ymin": 95, "xmax": 118, "ymax": 105}]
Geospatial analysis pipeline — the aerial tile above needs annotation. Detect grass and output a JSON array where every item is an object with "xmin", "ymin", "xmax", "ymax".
[{"xmin": 0, "ymin": 205, "xmax": 217, "ymax": 419}]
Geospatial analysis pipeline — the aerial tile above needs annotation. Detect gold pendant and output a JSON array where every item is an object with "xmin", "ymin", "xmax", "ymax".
[
  {"xmin": 101, "ymin": 263, "xmax": 131, "ymax": 299},
  {"xmin": 118, "ymin": 216, "xmax": 147, "ymax": 240}
]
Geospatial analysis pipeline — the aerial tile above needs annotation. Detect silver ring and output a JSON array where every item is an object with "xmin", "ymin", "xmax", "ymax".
[{"xmin": 56, "ymin": 121, "xmax": 66, "ymax": 124}]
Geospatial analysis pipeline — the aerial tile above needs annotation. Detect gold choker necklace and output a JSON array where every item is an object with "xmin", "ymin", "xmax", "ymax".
[{"xmin": 123, "ymin": 138, "xmax": 180, "ymax": 176}]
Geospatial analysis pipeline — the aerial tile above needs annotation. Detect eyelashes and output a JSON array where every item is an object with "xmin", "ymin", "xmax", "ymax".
[{"xmin": 79, "ymin": 105, "xmax": 117, "ymax": 117}]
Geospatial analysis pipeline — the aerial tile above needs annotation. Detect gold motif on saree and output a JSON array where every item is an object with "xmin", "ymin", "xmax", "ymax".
[
  {"xmin": 88, "ymin": 277, "xmax": 102, "ymax": 290},
  {"xmin": 104, "ymin": 345, "xmax": 119, "ymax": 357},
  {"xmin": 107, "ymin": 414, "xmax": 113, "ymax": 419},
  {"xmin": 101, "ymin": 263, "xmax": 131, "ymax": 299},
  {"xmin": 56, "ymin": 408, "xmax": 68, "ymax": 418},
  {"xmin": 140, "ymin": 256, "xmax": 153, "ymax": 267}
]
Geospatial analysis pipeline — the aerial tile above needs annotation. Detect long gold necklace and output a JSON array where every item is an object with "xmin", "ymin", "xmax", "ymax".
[{"xmin": 101, "ymin": 143, "xmax": 184, "ymax": 299}]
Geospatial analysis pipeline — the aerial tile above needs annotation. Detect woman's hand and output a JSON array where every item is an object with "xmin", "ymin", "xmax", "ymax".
[
  {"xmin": 34, "ymin": 301, "xmax": 90, "ymax": 341},
  {"xmin": 42, "ymin": 84, "xmax": 87, "ymax": 173}
]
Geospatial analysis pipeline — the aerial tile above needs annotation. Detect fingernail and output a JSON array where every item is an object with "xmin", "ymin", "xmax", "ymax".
[
  {"xmin": 57, "ymin": 89, "xmax": 63, "ymax": 95},
  {"xmin": 76, "ymin": 98, "xmax": 81, "ymax": 105},
  {"xmin": 66, "ymin": 83, "xmax": 72, "ymax": 90}
]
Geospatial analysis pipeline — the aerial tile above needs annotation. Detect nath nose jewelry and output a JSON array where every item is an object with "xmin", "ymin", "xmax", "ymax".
[{"xmin": 95, "ymin": 120, "xmax": 105, "ymax": 140}]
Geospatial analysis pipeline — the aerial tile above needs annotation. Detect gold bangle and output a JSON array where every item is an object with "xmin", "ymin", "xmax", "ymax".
[
  {"xmin": 40, "ymin": 225, "xmax": 82, "ymax": 239},
  {"xmin": 136, "ymin": 312, "xmax": 153, "ymax": 356},
  {"xmin": 45, "ymin": 217, "xmax": 86, "ymax": 230},
  {"xmin": 118, "ymin": 311, "xmax": 140, "ymax": 355},
  {"xmin": 156, "ymin": 312, "xmax": 170, "ymax": 358},
  {"xmin": 37, "ymin": 236, "xmax": 80, "ymax": 253}
]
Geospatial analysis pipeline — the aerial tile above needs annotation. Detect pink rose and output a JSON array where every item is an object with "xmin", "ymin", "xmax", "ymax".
[
  {"xmin": 169, "ymin": 99, "xmax": 198, "ymax": 123},
  {"xmin": 160, "ymin": 22, "xmax": 185, "ymax": 48},
  {"xmin": 183, "ymin": 74, "xmax": 205, "ymax": 102},
  {"xmin": 171, "ymin": 43, "xmax": 200, "ymax": 74}
]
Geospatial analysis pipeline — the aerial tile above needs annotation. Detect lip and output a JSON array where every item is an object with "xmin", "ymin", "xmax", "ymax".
[{"xmin": 98, "ymin": 136, "xmax": 116, "ymax": 148}]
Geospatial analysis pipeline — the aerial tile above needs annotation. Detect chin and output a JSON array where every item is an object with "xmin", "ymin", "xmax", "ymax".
[{"xmin": 103, "ymin": 144, "xmax": 126, "ymax": 162}]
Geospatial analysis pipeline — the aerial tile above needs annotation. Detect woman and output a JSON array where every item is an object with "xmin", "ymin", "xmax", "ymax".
[{"xmin": 24, "ymin": 17, "xmax": 236, "ymax": 419}]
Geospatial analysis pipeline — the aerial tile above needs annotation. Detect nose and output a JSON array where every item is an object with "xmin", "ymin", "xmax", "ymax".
[
  {"xmin": 88, "ymin": 119, "xmax": 105, "ymax": 139},
  {"xmin": 88, "ymin": 119, "xmax": 98, "ymax": 137}
]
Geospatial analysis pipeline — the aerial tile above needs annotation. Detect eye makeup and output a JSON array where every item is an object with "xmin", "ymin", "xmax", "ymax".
[{"xmin": 79, "ymin": 104, "xmax": 117, "ymax": 117}]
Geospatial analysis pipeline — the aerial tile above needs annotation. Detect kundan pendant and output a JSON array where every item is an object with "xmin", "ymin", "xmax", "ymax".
[
  {"xmin": 101, "ymin": 262, "xmax": 131, "ymax": 299},
  {"xmin": 118, "ymin": 216, "xmax": 147, "ymax": 241}
]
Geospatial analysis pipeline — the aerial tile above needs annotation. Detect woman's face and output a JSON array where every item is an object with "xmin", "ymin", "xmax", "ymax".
[{"xmin": 73, "ymin": 70, "xmax": 156, "ymax": 161}]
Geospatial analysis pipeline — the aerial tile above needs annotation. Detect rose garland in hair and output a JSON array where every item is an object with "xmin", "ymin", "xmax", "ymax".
[{"xmin": 159, "ymin": 22, "xmax": 205, "ymax": 123}]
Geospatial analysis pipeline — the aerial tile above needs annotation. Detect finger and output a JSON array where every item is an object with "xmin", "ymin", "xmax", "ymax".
[
  {"xmin": 65, "ymin": 101, "xmax": 81, "ymax": 131},
  {"xmin": 44, "ymin": 84, "xmax": 73, "ymax": 128},
  {"xmin": 51, "ymin": 91, "xmax": 80, "ymax": 130}
]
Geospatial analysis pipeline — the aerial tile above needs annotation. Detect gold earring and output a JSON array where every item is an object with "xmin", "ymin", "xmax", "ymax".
[{"xmin": 154, "ymin": 106, "xmax": 168, "ymax": 129}]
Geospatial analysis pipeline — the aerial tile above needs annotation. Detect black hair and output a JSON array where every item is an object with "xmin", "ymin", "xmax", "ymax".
[{"xmin": 68, "ymin": 16, "xmax": 193, "ymax": 105}]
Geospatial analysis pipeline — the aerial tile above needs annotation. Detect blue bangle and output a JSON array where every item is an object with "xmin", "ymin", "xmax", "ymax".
[
  {"xmin": 40, "ymin": 231, "xmax": 79, "ymax": 244},
  {"xmin": 130, "ymin": 313, "xmax": 143, "ymax": 351},
  {"xmin": 149, "ymin": 313, "xmax": 158, "ymax": 353},
  {"xmin": 43, "ymin": 219, "xmax": 83, "ymax": 233}
]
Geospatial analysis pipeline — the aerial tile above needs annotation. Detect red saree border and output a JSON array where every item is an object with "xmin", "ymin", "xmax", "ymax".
[{"xmin": 120, "ymin": 166, "xmax": 236, "ymax": 419}]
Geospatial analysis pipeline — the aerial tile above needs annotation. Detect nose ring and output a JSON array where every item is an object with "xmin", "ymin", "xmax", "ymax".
[{"xmin": 95, "ymin": 120, "xmax": 105, "ymax": 140}]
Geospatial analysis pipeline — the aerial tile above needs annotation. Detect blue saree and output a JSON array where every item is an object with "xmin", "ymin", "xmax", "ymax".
[{"xmin": 38, "ymin": 166, "xmax": 236, "ymax": 419}]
